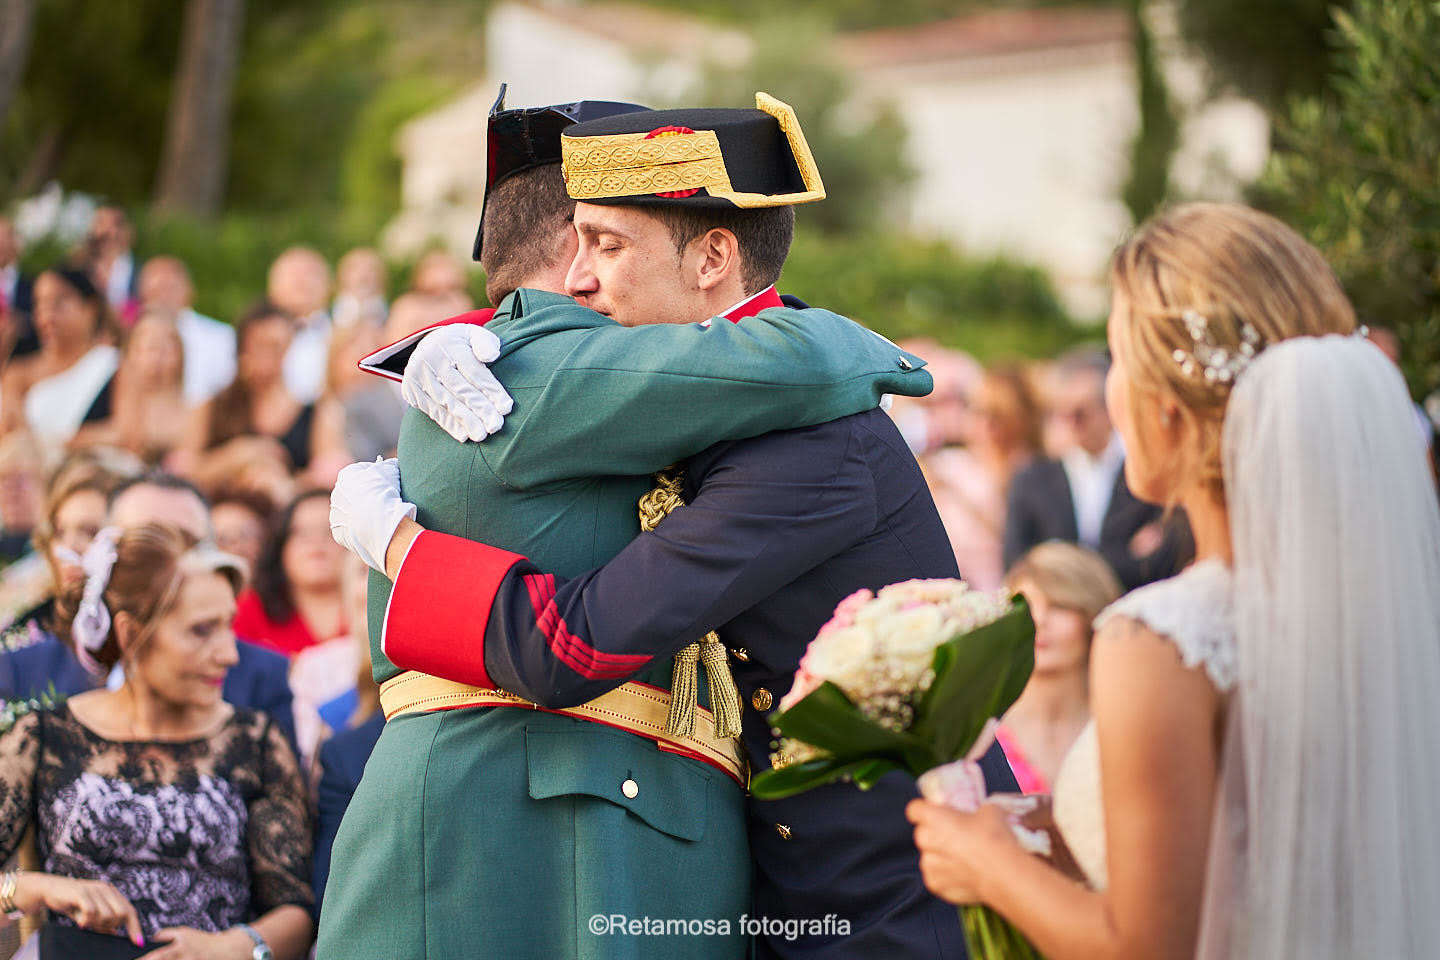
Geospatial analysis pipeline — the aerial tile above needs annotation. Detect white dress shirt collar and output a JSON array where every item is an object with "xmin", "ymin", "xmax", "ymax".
[{"xmin": 1061, "ymin": 433, "xmax": 1125, "ymax": 548}]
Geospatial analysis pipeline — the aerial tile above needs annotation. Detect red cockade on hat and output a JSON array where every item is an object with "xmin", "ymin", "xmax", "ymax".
[{"xmin": 644, "ymin": 126, "xmax": 702, "ymax": 198}]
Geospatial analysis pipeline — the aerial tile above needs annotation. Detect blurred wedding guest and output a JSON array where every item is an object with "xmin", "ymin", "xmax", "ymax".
[
  {"xmin": 332, "ymin": 247, "xmax": 388, "ymax": 331},
  {"xmin": 71, "ymin": 308, "xmax": 188, "ymax": 462},
  {"xmin": 0, "ymin": 459, "xmax": 125, "ymax": 653},
  {"xmin": 187, "ymin": 436, "xmax": 297, "ymax": 515},
  {"xmin": 381, "ymin": 289, "xmax": 470, "ymax": 345},
  {"xmin": 927, "ymin": 364, "xmax": 1042, "ymax": 590},
  {"xmin": 311, "ymin": 552, "xmax": 382, "ymax": 917},
  {"xmin": 0, "ymin": 269, "xmax": 118, "ymax": 447},
  {"xmin": 409, "ymin": 248, "xmax": 470, "ymax": 300},
  {"xmin": 233, "ymin": 490, "xmax": 347, "ymax": 659},
  {"xmin": 996, "ymin": 542, "xmax": 1122, "ymax": 793},
  {"xmin": 178, "ymin": 300, "xmax": 345, "ymax": 480},
  {"xmin": 0, "ymin": 472, "xmax": 295, "ymax": 744},
  {"xmin": 210, "ymin": 487, "xmax": 278, "ymax": 575},
  {"xmin": 337, "ymin": 291, "xmax": 472, "ymax": 463},
  {"xmin": 1004, "ymin": 347, "xmax": 1190, "ymax": 590},
  {"xmin": 0, "ymin": 431, "xmax": 46, "ymax": 565},
  {"xmin": 83, "ymin": 205, "xmax": 138, "ymax": 319},
  {"xmin": 290, "ymin": 552, "xmax": 370, "ymax": 772},
  {"xmin": 0, "ymin": 523, "xmax": 314, "ymax": 954},
  {"xmin": 137, "ymin": 255, "xmax": 237, "ymax": 404},
  {"xmin": 0, "ymin": 216, "xmax": 37, "ymax": 362},
  {"xmin": 267, "ymin": 247, "xmax": 332, "ymax": 404},
  {"xmin": 324, "ymin": 316, "xmax": 396, "ymax": 463},
  {"xmin": 888, "ymin": 342, "xmax": 980, "ymax": 456}
]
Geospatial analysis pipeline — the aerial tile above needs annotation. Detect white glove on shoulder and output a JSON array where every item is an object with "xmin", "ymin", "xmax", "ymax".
[
  {"xmin": 330, "ymin": 457, "xmax": 417, "ymax": 574},
  {"xmin": 401, "ymin": 324, "xmax": 515, "ymax": 442}
]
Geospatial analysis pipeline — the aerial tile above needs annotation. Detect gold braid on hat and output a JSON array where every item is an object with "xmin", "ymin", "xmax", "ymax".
[{"xmin": 637, "ymin": 469, "xmax": 744, "ymax": 739}]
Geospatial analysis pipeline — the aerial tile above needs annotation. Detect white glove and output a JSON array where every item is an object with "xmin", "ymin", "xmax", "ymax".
[
  {"xmin": 401, "ymin": 324, "xmax": 515, "ymax": 442},
  {"xmin": 330, "ymin": 458, "xmax": 417, "ymax": 574}
]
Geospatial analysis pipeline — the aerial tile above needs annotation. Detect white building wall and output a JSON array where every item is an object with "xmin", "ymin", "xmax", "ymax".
[{"xmin": 385, "ymin": 2, "xmax": 1269, "ymax": 317}]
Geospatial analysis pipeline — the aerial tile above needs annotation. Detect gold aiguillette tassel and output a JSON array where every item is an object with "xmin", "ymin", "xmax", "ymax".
[
  {"xmin": 666, "ymin": 643, "xmax": 700, "ymax": 737},
  {"xmin": 700, "ymin": 635, "xmax": 744, "ymax": 738},
  {"xmin": 639, "ymin": 467, "xmax": 743, "ymax": 740}
]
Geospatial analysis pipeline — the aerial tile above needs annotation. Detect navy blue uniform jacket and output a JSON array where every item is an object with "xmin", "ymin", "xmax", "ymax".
[{"xmin": 385, "ymin": 408, "xmax": 1019, "ymax": 959}]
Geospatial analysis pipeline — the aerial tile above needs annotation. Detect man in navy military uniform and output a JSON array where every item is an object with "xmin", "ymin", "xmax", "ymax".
[{"xmin": 334, "ymin": 98, "xmax": 1017, "ymax": 958}]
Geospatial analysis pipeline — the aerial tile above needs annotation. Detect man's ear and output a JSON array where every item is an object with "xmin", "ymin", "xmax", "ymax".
[{"xmin": 692, "ymin": 227, "xmax": 741, "ymax": 292}]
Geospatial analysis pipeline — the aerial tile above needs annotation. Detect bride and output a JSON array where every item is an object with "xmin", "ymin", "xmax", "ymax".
[{"xmin": 908, "ymin": 202, "xmax": 1440, "ymax": 958}]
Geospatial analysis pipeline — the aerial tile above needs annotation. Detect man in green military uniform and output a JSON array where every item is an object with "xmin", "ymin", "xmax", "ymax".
[{"xmin": 318, "ymin": 93, "xmax": 933, "ymax": 959}]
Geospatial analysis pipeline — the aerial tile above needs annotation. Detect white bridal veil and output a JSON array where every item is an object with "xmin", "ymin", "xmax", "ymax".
[{"xmin": 1201, "ymin": 334, "xmax": 1440, "ymax": 958}]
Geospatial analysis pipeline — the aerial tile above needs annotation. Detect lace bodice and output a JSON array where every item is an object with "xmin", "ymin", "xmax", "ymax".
[
  {"xmin": 1052, "ymin": 560, "xmax": 1236, "ymax": 890},
  {"xmin": 1093, "ymin": 559, "xmax": 1238, "ymax": 692},
  {"xmin": 0, "ymin": 703, "xmax": 313, "ymax": 937}
]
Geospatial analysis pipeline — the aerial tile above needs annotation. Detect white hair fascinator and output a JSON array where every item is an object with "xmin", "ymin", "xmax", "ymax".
[
  {"xmin": 71, "ymin": 526, "xmax": 122, "ymax": 675},
  {"xmin": 1173, "ymin": 310, "xmax": 1263, "ymax": 384}
]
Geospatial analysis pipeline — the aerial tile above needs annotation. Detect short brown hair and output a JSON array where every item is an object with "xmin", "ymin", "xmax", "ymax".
[
  {"xmin": 53, "ymin": 524, "xmax": 245, "ymax": 671},
  {"xmin": 480, "ymin": 165, "xmax": 576, "ymax": 305},
  {"xmin": 647, "ymin": 204, "xmax": 795, "ymax": 294}
]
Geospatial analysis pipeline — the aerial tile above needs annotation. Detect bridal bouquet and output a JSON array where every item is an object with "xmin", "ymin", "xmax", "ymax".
[{"xmin": 749, "ymin": 578, "xmax": 1042, "ymax": 960}]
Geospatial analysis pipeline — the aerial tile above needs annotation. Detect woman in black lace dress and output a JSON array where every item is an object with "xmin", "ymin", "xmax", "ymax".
[{"xmin": 0, "ymin": 524, "xmax": 313, "ymax": 958}]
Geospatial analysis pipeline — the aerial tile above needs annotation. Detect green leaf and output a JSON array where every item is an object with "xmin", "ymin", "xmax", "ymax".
[
  {"xmin": 911, "ymin": 598, "xmax": 1036, "ymax": 762},
  {"xmin": 768, "ymin": 680, "xmax": 937, "ymax": 771},
  {"xmin": 749, "ymin": 757, "xmax": 887, "ymax": 800}
]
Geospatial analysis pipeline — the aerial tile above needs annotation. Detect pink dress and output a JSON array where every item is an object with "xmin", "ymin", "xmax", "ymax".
[{"xmin": 996, "ymin": 723, "xmax": 1049, "ymax": 795}]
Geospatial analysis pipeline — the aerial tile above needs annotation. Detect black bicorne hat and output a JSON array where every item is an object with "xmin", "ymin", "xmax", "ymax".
[
  {"xmin": 559, "ymin": 93, "xmax": 825, "ymax": 210},
  {"xmin": 473, "ymin": 84, "xmax": 649, "ymax": 260}
]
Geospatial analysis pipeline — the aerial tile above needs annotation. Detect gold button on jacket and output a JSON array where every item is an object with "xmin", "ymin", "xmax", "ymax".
[{"xmin": 751, "ymin": 688, "xmax": 773, "ymax": 711}]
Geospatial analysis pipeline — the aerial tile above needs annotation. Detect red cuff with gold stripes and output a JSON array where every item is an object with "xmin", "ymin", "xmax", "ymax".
[{"xmin": 382, "ymin": 530, "xmax": 525, "ymax": 688}]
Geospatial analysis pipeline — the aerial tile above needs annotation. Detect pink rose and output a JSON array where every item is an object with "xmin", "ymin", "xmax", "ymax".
[
  {"xmin": 917, "ymin": 759, "xmax": 988, "ymax": 812},
  {"xmin": 778, "ymin": 667, "xmax": 823, "ymax": 712},
  {"xmin": 817, "ymin": 588, "xmax": 874, "ymax": 636}
]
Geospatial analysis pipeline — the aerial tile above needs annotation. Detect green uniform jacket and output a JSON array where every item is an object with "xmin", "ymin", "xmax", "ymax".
[{"xmin": 318, "ymin": 290, "xmax": 931, "ymax": 960}]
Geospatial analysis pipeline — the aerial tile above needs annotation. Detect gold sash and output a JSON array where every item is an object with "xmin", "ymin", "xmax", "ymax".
[{"xmin": 379, "ymin": 671, "xmax": 747, "ymax": 784}]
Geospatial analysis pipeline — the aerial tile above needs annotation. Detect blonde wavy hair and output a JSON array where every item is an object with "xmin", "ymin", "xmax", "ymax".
[
  {"xmin": 1110, "ymin": 202, "xmax": 1357, "ymax": 504},
  {"xmin": 1004, "ymin": 541, "xmax": 1123, "ymax": 638}
]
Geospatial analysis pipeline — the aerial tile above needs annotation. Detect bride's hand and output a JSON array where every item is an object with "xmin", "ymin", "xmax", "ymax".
[{"xmin": 907, "ymin": 799, "xmax": 1019, "ymax": 905}]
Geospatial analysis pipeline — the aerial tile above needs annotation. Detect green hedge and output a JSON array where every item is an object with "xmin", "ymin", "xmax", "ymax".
[{"xmin": 781, "ymin": 229, "xmax": 1084, "ymax": 360}]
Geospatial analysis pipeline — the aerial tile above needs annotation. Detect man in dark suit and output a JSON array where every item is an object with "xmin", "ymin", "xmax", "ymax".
[
  {"xmin": 1003, "ymin": 348, "xmax": 1190, "ymax": 590},
  {"xmin": 336, "ymin": 103, "xmax": 1018, "ymax": 958},
  {"xmin": 0, "ymin": 473, "xmax": 295, "ymax": 742}
]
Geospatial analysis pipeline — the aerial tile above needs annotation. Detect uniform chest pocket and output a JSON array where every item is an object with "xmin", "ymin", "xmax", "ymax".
[{"xmin": 525, "ymin": 722, "xmax": 712, "ymax": 842}]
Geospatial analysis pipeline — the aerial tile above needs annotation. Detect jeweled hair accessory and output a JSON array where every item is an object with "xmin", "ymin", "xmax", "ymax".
[
  {"xmin": 1172, "ymin": 309, "xmax": 1263, "ymax": 384},
  {"xmin": 72, "ymin": 526, "xmax": 121, "ymax": 675}
]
